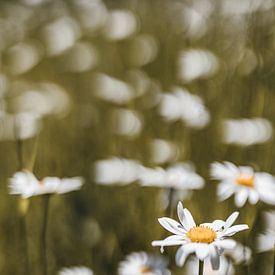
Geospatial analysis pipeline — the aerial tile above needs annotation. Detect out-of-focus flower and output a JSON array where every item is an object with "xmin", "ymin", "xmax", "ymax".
[
  {"xmin": 257, "ymin": 211, "xmax": 275, "ymax": 252},
  {"xmin": 223, "ymin": 118, "xmax": 273, "ymax": 146},
  {"xmin": 152, "ymin": 202, "xmax": 248, "ymax": 270},
  {"xmin": 9, "ymin": 171, "xmax": 84, "ymax": 198},
  {"xmin": 211, "ymin": 162, "xmax": 275, "ymax": 207},
  {"xmin": 92, "ymin": 73, "xmax": 135, "ymax": 104},
  {"xmin": 140, "ymin": 163, "xmax": 204, "ymax": 191},
  {"xmin": 58, "ymin": 266, "xmax": 93, "ymax": 275},
  {"xmin": 4, "ymin": 40, "xmax": 43, "ymax": 75},
  {"xmin": 118, "ymin": 251, "xmax": 171, "ymax": 275},
  {"xmin": 128, "ymin": 34, "xmax": 158, "ymax": 67},
  {"xmin": 177, "ymin": 49, "xmax": 219, "ymax": 82},
  {"xmin": 0, "ymin": 112, "xmax": 41, "ymax": 141},
  {"xmin": 160, "ymin": 87, "xmax": 210, "ymax": 129},
  {"xmin": 42, "ymin": 16, "xmax": 81, "ymax": 56},
  {"xmin": 111, "ymin": 108, "xmax": 143, "ymax": 138},
  {"xmin": 58, "ymin": 42, "xmax": 98, "ymax": 73},
  {"xmin": 11, "ymin": 82, "xmax": 71, "ymax": 118},
  {"xmin": 149, "ymin": 139, "xmax": 179, "ymax": 164},
  {"xmin": 94, "ymin": 157, "xmax": 141, "ymax": 185},
  {"xmin": 72, "ymin": 0, "xmax": 107, "ymax": 33},
  {"xmin": 103, "ymin": 10, "xmax": 138, "ymax": 41}
]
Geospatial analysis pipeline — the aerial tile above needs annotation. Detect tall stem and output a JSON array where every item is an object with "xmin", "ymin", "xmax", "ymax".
[
  {"xmin": 166, "ymin": 188, "xmax": 174, "ymax": 217},
  {"xmin": 198, "ymin": 260, "xmax": 204, "ymax": 275},
  {"xmin": 42, "ymin": 195, "xmax": 50, "ymax": 275}
]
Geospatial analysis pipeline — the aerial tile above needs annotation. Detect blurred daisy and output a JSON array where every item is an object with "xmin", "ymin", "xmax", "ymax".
[
  {"xmin": 257, "ymin": 211, "xmax": 275, "ymax": 252},
  {"xmin": 9, "ymin": 170, "xmax": 83, "ymax": 198},
  {"xmin": 139, "ymin": 163, "xmax": 204, "ymax": 209},
  {"xmin": 139, "ymin": 163, "xmax": 204, "ymax": 190},
  {"xmin": 152, "ymin": 202, "xmax": 248, "ymax": 270},
  {"xmin": 118, "ymin": 251, "xmax": 171, "ymax": 275},
  {"xmin": 211, "ymin": 162, "xmax": 275, "ymax": 207},
  {"xmin": 186, "ymin": 242, "xmax": 251, "ymax": 275},
  {"xmin": 59, "ymin": 266, "xmax": 93, "ymax": 275}
]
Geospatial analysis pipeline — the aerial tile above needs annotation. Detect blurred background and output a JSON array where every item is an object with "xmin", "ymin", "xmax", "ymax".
[{"xmin": 0, "ymin": 0, "xmax": 275, "ymax": 274}]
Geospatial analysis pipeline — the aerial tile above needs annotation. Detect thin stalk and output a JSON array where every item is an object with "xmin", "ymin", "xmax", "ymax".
[
  {"xmin": 273, "ymin": 243, "xmax": 275, "ymax": 275},
  {"xmin": 41, "ymin": 195, "xmax": 50, "ymax": 275},
  {"xmin": 198, "ymin": 260, "xmax": 204, "ymax": 275},
  {"xmin": 14, "ymin": 118, "xmax": 23, "ymax": 170},
  {"xmin": 166, "ymin": 188, "xmax": 174, "ymax": 217}
]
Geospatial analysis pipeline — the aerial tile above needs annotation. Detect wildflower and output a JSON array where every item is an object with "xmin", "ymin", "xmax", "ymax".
[
  {"xmin": 9, "ymin": 170, "xmax": 83, "ymax": 198},
  {"xmin": 58, "ymin": 266, "xmax": 93, "ymax": 275},
  {"xmin": 118, "ymin": 251, "xmax": 171, "ymax": 275},
  {"xmin": 257, "ymin": 211, "xmax": 275, "ymax": 252},
  {"xmin": 211, "ymin": 162, "xmax": 275, "ymax": 207},
  {"xmin": 152, "ymin": 202, "xmax": 248, "ymax": 270}
]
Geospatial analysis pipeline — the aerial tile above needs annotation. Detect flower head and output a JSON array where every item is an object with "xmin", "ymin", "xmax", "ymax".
[
  {"xmin": 9, "ymin": 170, "xmax": 84, "ymax": 198},
  {"xmin": 118, "ymin": 251, "xmax": 171, "ymax": 275},
  {"xmin": 58, "ymin": 266, "xmax": 93, "ymax": 275},
  {"xmin": 152, "ymin": 202, "xmax": 248, "ymax": 270},
  {"xmin": 211, "ymin": 161, "xmax": 275, "ymax": 207}
]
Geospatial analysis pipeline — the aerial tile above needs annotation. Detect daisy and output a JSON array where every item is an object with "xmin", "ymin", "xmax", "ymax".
[
  {"xmin": 257, "ymin": 211, "xmax": 275, "ymax": 252},
  {"xmin": 152, "ymin": 202, "xmax": 248, "ymax": 270},
  {"xmin": 139, "ymin": 163, "xmax": 204, "ymax": 191},
  {"xmin": 58, "ymin": 266, "xmax": 93, "ymax": 275},
  {"xmin": 118, "ymin": 251, "xmax": 171, "ymax": 275},
  {"xmin": 210, "ymin": 161, "xmax": 275, "ymax": 207},
  {"xmin": 9, "ymin": 170, "xmax": 84, "ymax": 198}
]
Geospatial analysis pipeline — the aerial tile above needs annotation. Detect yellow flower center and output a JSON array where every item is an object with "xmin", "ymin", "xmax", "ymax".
[
  {"xmin": 140, "ymin": 266, "xmax": 153, "ymax": 273},
  {"xmin": 235, "ymin": 175, "xmax": 254, "ymax": 188},
  {"xmin": 186, "ymin": 226, "xmax": 217, "ymax": 243}
]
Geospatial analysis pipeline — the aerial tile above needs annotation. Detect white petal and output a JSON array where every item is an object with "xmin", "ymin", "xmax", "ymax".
[
  {"xmin": 217, "ymin": 182, "xmax": 235, "ymax": 201},
  {"xmin": 183, "ymin": 208, "xmax": 196, "ymax": 230},
  {"xmin": 234, "ymin": 188, "xmax": 248, "ymax": 207},
  {"xmin": 248, "ymin": 189, "xmax": 259, "ymax": 205},
  {"xmin": 175, "ymin": 243, "xmax": 197, "ymax": 266},
  {"xmin": 195, "ymin": 244, "xmax": 210, "ymax": 260},
  {"xmin": 152, "ymin": 235, "xmax": 186, "ymax": 247},
  {"xmin": 224, "ymin": 212, "xmax": 239, "ymax": 230},
  {"xmin": 222, "ymin": 224, "xmax": 249, "ymax": 236},
  {"xmin": 210, "ymin": 162, "xmax": 238, "ymax": 180},
  {"xmin": 209, "ymin": 245, "xmax": 220, "ymax": 270},
  {"xmin": 214, "ymin": 239, "xmax": 236, "ymax": 249},
  {"xmin": 177, "ymin": 202, "xmax": 186, "ymax": 227},
  {"xmin": 158, "ymin": 217, "xmax": 185, "ymax": 235}
]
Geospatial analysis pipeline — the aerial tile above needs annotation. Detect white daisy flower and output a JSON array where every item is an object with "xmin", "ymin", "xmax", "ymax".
[
  {"xmin": 210, "ymin": 161, "xmax": 275, "ymax": 207},
  {"xmin": 152, "ymin": 202, "xmax": 248, "ymax": 270},
  {"xmin": 257, "ymin": 211, "xmax": 275, "ymax": 252},
  {"xmin": 58, "ymin": 266, "xmax": 93, "ymax": 275},
  {"xmin": 9, "ymin": 170, "xmax": 84, "ymax": 198},
  {"xmin": 139, "ymin": 163, "xmax": 204, "ymax": 191},
  {"xmin": 118, "ymin": 251, "xmax": 171, "ymax": 275}
]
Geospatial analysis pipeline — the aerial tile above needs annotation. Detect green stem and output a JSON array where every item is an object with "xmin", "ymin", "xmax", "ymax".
[
  {"xmin": 166, "ymin": 188, "xmax": 174, "ymax": 217},
  {"xmin": 199, "ymin": 260, "xmax": 204, "ymax": 275},
  {"xmin": 42, "ymin": 195, "xmax": 50, "ymax": 275}
]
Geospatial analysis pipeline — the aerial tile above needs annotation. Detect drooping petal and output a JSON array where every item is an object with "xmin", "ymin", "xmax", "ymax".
[
  {"xmin": 217, "ymin": 182, "xmax": 236, "ymax": 201},
  {"xmin": 209, "ymin": 245, "xmax": 220, "ymax": 270},
  {"xmin": 234, "ymin": 188, "xmax": 248, "ymax": 207},
  {"xmin": 177, "ymin": 202, "xmax": 186, "ymax": 227},
  {"xmin": 175, "ymin": 243, "xmax": 197, "ymax": 266},
  {"xmin": 248, "ymin": 189, "xmax": 259, "ymax": 205},
  {"xmin": 195, "ymin": 244, "xmax": 210, "ymax": 260}
]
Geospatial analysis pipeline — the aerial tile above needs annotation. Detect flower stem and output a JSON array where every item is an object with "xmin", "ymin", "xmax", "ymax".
[
  {"xmin": 166, "ymin": 187, "xmax": 174, "ymax": 217},
  {"xmin": 198, "ymin": 260, "xmax": 204, "ymax": 275},
  {"xmin": 42, "ymin": 195, "xmax": 50, "ymax": 275}
]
